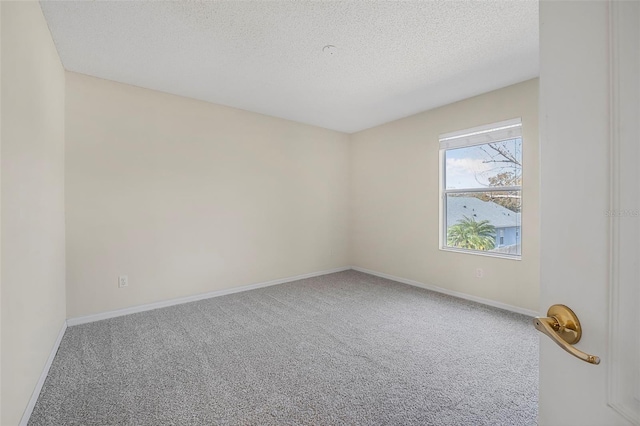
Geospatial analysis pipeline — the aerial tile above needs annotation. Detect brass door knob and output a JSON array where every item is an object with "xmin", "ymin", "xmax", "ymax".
[{"xmin": 534, "ymin": 304, "xmax": 600, "ymax": 365}]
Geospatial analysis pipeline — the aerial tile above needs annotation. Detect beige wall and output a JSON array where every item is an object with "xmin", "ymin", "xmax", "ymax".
[
  {"xmin": 65, "ymin": 72, "xmax": 350, "ymax": 318},
  {"xmin": 1, "ymin": 2, "xmax": 67, "ymax": 425},
  {"xmin": 67, "ymin": 73, "xmax": 537, "ymax": 319},
  {"xmin": 350, "ymin": 79, "xmax": 539, "ymax": 312}
]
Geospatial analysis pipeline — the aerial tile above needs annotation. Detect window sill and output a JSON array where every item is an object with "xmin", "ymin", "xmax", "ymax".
[{"xmin": 439, "ymin": 246, "xmax": 522, "ymax": 261}]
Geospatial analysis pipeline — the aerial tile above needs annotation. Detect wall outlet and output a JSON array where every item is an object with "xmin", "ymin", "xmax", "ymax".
[
  {"xmin": 118, "ymin": 275, "xmax": 129, "ymax": 288},
  {"xmin": 475, "ymin": 268, "xmax": 484, "ymax": 278}
]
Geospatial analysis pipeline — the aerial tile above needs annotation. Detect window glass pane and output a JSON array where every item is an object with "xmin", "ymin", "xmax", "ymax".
[
  {"xmin": 445, "ymin": 138, "xmax": 522, "ymax": 190},
  {"xmin": 445, "ymin": 191, "xmax": 521, "ymax": 256}
]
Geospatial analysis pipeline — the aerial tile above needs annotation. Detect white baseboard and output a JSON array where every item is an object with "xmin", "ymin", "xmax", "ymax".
[
  {"xmin": 20, "ymin": 320, "xmax": 67, "ymax": 426},
  {"xmin": 67, "ymin": 265, "xmax": 536, "ymax": 327},
  {"xmin": 351, "ymin": 266, "xmax": 538, "ymax": 317},
  {"xmin": 66, "ymin": 266, "xmax": 351, "ymax": 326}
]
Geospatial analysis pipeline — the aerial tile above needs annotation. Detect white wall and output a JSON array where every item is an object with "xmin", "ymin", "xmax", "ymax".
[
  {"xmin": 65, "ymin": 72, "xmax": 350, "ymax": 318},
  {"xmin": 350, "ymin": 79, "xmax": 539, "ymax": 312},
  {"xmin": 1, "ymin": 2, "xmax": 67, "ymax": 425}
]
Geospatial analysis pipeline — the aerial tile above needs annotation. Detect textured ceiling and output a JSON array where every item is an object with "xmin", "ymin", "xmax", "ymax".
[{"xmin": 40, "ymin": 1, "xmax": 539, "ymax": 133}]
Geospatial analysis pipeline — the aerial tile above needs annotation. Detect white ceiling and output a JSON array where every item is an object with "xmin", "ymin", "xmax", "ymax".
[{"xmin": 40, "ymin": 1, "xmax": 539, "ymax": 134}]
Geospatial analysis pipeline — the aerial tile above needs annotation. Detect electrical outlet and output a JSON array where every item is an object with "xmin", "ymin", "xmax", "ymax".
[
  {"xmin": 475, "ymin": 268, "xmax": 484, "ymax": 278},
  {"xmin": 118, "ymin": 275, "xmax": 128, "ymax": 288}
]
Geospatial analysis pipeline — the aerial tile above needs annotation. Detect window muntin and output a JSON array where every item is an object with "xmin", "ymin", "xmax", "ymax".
[{"xmin": 440, "ymin": 119, "xmax": 522, "ymax": 259}]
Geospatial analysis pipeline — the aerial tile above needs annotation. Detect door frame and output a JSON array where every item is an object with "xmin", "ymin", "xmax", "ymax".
[{"xmin": 607, "ymin": 1, "xmax": 640, "ymax": 422}]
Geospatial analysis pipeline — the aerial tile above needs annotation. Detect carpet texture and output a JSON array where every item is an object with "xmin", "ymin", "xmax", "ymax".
[{"xmin": 29, "ymin": 270, "xmax": 538, "ymax": 425}]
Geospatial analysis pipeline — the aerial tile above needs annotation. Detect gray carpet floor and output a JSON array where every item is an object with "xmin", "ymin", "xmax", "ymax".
[{"xmin": 29, "ymin": 270, "xmax": 538, "ymax": 425}]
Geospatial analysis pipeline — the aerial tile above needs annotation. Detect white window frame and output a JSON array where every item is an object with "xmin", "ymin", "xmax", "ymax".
[{"xmin": 438, "ymin": 118, "xmax": 523, "ymax": 260}]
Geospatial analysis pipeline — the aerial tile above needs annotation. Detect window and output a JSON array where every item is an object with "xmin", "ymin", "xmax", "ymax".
[{"xmin": 439, "ymin": 118, "xmax": 522, "ymax": 258}]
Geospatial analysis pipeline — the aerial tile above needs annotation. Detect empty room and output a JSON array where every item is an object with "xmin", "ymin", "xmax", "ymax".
[{"xmin": 2, "ymin": 1, "xmax": 638, "ymax": 425}]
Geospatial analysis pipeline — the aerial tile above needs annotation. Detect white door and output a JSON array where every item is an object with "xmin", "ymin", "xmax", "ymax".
[{"xmin": 539, "ymin": 1, "xmax": 639, "ymax": 425}]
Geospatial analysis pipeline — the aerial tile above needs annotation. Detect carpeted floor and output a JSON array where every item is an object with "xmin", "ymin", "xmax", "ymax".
[{"xmin": 29, "ymin": 270, "xmax": 538, "ymax": 425}]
